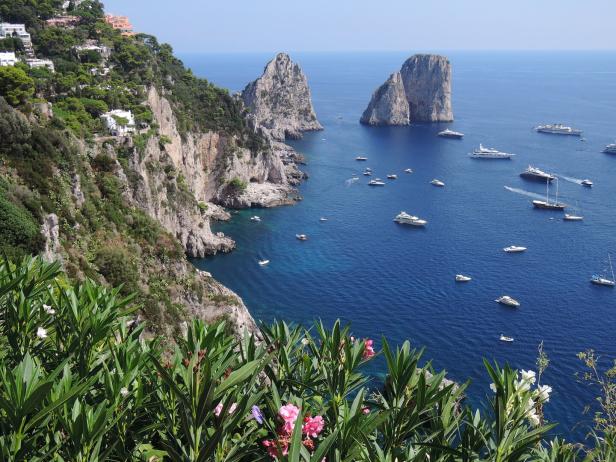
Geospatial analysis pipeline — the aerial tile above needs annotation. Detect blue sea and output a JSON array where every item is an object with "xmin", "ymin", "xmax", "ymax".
[{"xmin": 182, "ymin": 51, "xmax": 616, "ymax": 439}]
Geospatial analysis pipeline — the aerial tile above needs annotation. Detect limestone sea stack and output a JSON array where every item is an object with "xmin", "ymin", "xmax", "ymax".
[
  {"xmin": 241, "ymin": 53, "xmax": 322, "ymax": 141},
  {"xmin": 360, "ymin": 54, "xmax": 453, "ymax": 125}
]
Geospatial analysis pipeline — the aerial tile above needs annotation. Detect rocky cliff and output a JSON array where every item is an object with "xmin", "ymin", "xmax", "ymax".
[
  {"xmin": 241, "ymin": 53, "xmax": 322, "ymax": 141},
  {"xmin": 361, "ymin": 54, "xmax": 453, "ymax": 125}
]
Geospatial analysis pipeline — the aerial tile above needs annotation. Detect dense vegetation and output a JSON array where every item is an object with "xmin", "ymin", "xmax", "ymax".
[{"xmin": 0, "ymin": 256, "xmax": 614, "ymax": 461}]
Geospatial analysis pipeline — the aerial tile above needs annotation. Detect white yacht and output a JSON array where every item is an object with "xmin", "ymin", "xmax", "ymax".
[
  {"xmin": 504, "ymin": 246, "xmax": 527, "ymax": 253},
  {"xmin": 438, "ymin": 129, "xmax": 464, "ymax": 139},
  {"xmin": 394, "ymin": 211, "xmax": 427, "ymax": 227},
  {"xmin": 564, "ymin": 214, "xmax": 583, "ymax": 221},
  {"xmin": 356, "ymin": 156, "xmax": 368, "ymax": 161},
  {"xmin": 369, "ymin": 179, "xmax": 386, "ymax": 186},
  {"xmin": 499, "ymin": 335, "xmax": 514, "ymax": 343},
  {"xmin": 319, "ymin": 217, "xmax": 328, "ymax": 222},
  {"xmin": 469, "ymin": 144, "xmax": 515, "ymax": 159},
  {"xmin": 581, "ymin": 179, "xmax": 593, "ymax": 187},
  {"xmin": 533, "ymin": 177, "xmax": 566, "ymax": 211},
  {"xmin": 495, "ymin": 296, "xmax": 520, "ymax": 307},
  {"xmin": 591, "ymin": 254, "xmax": 615, "ymax": 287},
  {"xmin": 387, "ymin": 174, "xmax": 398, "ymax": 179},
  {"xmin": 296, "ymin": 234, "xmax": 308, "ymax": 241},
  {"xmin": 430, "ymin": 179, "xmax": 445, "ymax": 187},
  {"xmin": 363, "ymin": 171, "xmax": 372, "ymax": 176},
  {"xmin": 535, "ymin": 124, "xmax": 582, "ymax": 136},
  {"xmin": 258, "ymin": 259, "xmax": 270, "ymax": 266},
  {"xmin": 603, "ymin": 143, "xmax": 616, "ymax": 154},
  {"xmin": 455, "ymin": 274, "xmax": 472, "ymax": 282},
  {"xmin": 520, "ymin": 165, "xmax": 555, "ymax": 183},
  {"xmin": 250, "ymin": 216, "xmax": 261, "ymax": 222},
  {"xmin": 404, "ymin": 168, "xmax": 413, "ymax": 174}
]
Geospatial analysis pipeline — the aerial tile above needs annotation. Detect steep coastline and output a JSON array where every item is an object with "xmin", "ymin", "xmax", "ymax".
[{"xmin": 361, "ymin": 54, "xmax": 453, "ymax": 125}]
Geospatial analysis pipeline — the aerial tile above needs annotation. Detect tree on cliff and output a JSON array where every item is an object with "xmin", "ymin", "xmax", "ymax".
[{"xmin": 0, "ymin": 66, "xmax": 35, "ymax": 106}]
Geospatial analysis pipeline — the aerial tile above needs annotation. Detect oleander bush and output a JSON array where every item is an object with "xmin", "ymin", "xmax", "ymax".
[{"xmin": 0, "ymin": 256, "xmax": 614, "ymax": 461}]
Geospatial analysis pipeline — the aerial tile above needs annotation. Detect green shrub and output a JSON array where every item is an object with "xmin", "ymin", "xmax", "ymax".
[
  {"xmin": 0, "ymin": 66, "xmax": 35, "ymax": 106},
  {"xmin": 95, "ymin": 245, "xmax": 139, "ymax": 294},
  {"xmin": 0, "ymin": 192, "xmax": 44, "ymax": 260}
]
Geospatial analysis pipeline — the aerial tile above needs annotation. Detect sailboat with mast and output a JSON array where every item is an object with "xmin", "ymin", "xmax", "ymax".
[
  {"xmin": 564, "ymin": 201, "xmax": 583, "ymax": 221},
  {"xmin": 591, "ymin": 254, "xmax": 615, "ymax": 287},
  {"xmin": 533, "ymin": 177, "xmax": 565, "ymax": 211}
]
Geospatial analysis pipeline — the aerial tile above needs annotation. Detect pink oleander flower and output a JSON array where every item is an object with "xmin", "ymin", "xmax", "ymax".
[
  {"xmin": 214, "ymin": 402, "xmax": 237, "ymax": 417},
  {"xmin": 302, "ymin": 415, "xmax": 325, "ymax": 438},
  {"xmin": 263, "ymin": 437, "xmax": 289, "ymax": 458},
  {"xmin": 361, "ymin": 406, "xmax": 370, "ymax": 414},
  {"xmin": 362, "ymin": 339, "xmax": 375, "ymax": 359}
]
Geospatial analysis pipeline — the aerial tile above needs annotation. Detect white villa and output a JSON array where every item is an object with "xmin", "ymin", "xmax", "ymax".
[
  {"xmin": 101, "ymin": 109, "xmax": 136, "ymax": 136},
  {"xmin": 26, "ymin": 58, "xmax": 55, "ymax": 72},
  {"xmin": 0, "ymin": 23, "xmax": 32, "ymax": 47},
  {"xmin": 0, "ymin": 52, "xmax": 17, "ymax": 66}
]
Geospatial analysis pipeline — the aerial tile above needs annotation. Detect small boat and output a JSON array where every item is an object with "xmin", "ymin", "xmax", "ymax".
[
  {"xmin": 296, "ymin": 234, "xmax": 308, "ymax": 241},
  {"xmin": 455, "ymin": 274, "xmax": 472, "ymax": 282},
  {"xmin": 520, "ymin": 165, "xmax": 555, "ymax": 183},
  {"xmin": 319, "ymin": 217, "xmax": 328, "ymax": 222},
  {"xmin": 258, "ymin": 260, "xmax": 270, "ymax": 266},
  {"xmin": 363, "ymin": 171, "xmax": 372, "ymax": 176},
  {"xmin": 495, "ymin": 296, "xmax": 520, "ymax": 307},
  {"xmin": 368, "ymin": 179, "xmax": 386, "ymax": 186},
  {"xmin": 504, "ymin": 246, "xmax": 527, "ymax": 253},
  {"xmin": 469, "ymin": 144, "xmax": 515, "ymax": 159},
  {"xmin": 564, "ymin": 214, "xmax": 583, "ymax": 221},
  {"xmin": 581, "ymin": 179, "xmax": 593, "ymax": 187},
  {"xmin": 404, "ymin": 168, "xmax": 413, "ymax": 174},
  {"xmin": 438, "ymin": 129, "xmax": 464, "ymax": 139},
  {"xmin": 499, "ymin": 334, "xmax": 514, "ymax": 343},
  {"xmin": 591, "ymin": 254, "xmax": 615, "ymax": 287},
  {"xmin": 356, "ymin": 156, "xmax": 368, "ymax": 161},
  {"xmin": 533, "ymin": 177, "xmax": 566, "ymax": 211},
  {"xmin": 603, "ymin": 143, "xmax": 616, "ymax": 154},
  {"xmin": 535, "ymin": 123, "xmax": 582, "ymax": 136},
  {"xmin": 394, "ymin": 211, "xmax": 427, "ymax": 227},
  {"xmin": 430, "ymin": 179, "xmax": 445, "ymax": 187},
  {"xmin": 250, "ymin": 216, "xmax": 261, "ymax": 222},
  {"xmin": 365, "ymin": 167, "xmax": 372, "ymax": 172},
  {"xmin": 387, "ymin": 174, "xmax": 397, "ymax": 180}
]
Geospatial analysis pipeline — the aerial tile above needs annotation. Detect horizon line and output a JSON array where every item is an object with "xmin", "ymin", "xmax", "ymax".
[{"xmin": 174, "ymin": 48, "xmax": 616, "ymax": 55}]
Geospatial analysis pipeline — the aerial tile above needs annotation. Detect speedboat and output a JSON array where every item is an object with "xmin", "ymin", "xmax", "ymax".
[
  {"xmin": 296, "ymin": 234, "xmax": 308, "ymax": 241},
  {"xmin": 591, "ymin": 254, "xmax": 615, "ymax": 287},
  {"xmin": 394, "ymin": 211, "xmax": 427, "ymax": 227},
  {"xmin": 387, "ymin": 174, "xmax": 398, "ymax": 179},
  {"xmin": 469, "ymin": 144, "xmax": 515, "ymax": 159},
  {"xmin": 504, "ymin": 246, "xmax": 527, "ymax": 253},
  {"xmin": 455, "ymin": 274, "xmax": 472, "ymax": 282},
  {"xmin": 437, "ymin": 129, "xmax": 464, "ymax": 139},
  {"xmin": 356, "ymin": 156, "xmax": 368, "ymax": 161},
  {"xmin": 535, "ymin": 124, "xmax": 582, "ymax": 136},
  {"xmin": 430, "ymin": 179, "xmax": 445, "ymax": 187},
  {"xmin": 368, "ymin": 179, "xmax": 386, "ymax": 186},
  {"xmin": 495, "ymin": 296, "xmax": 520, "ymax": 307},
  {"xmin": 499, "ymin": 335, "xmax": 514, "ymax": 343},
  {"xmin": 520, "ymin": 165, "xmax": 555, "ymax": 182},
  {"xmin": 319, "ymin": 217, "xmax": 328, "ymax": 222},
  {"xmin": 603, "ymin": 143, "xmax": 616, "ymax": 154},
  {"xmin": 532, "ymin": 178, "xmax": 566, "ymax": 211},
  {"xmin": 404, "ymin": 168, "xmax": 413, "ymax": 174},
  {"xmin": 363, "ymin": 171, "xmax": 372, "ymax": 176},
  {"xmin": 258, "ymin": 260, "xmax": 270, "ymax": 266},
  {"xmin": 564, "ymin": 214, "xmax": 583, "ymax": 221},
  {"xmin": 250, "ymin": 216, "xmax": 261, "ymax": 222},
  {"xmin": 581, "ymin": 179, "xmax": 593, "ymax": 187}
]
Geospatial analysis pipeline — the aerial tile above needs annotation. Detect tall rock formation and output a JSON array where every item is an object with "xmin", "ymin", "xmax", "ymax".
[
  {"xmin": 241, "ymin": 53, "xmax": 322, "ymax": 141},
  {"xmin": 361, "ymin": 54, "xmax": 453, "ymax": 126}
]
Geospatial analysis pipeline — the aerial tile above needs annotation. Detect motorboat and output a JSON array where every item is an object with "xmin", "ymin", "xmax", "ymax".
[
  {"xmin": 319, "ymin": 217, "xmax": 328, "ymax": 222},
  {"xmin": 495, "ymin": 296, "xmax": 520, "ymax": 307},
  {"xmin": 394, "ymin": 211, "xmax": 427, "ymax": 227},
  {"xmin": 356, "ymin": 156, "xmax": 368, "ymax": 161},
  {"xmin": 387, "ymin": 174, "xmax": 398, "ymax": 179},
  {"xmin": 520, "ymin": 165, "xmax": 555, "ymax": 182},
  {"xmin": 504, "ymin": 246, "xmax": 527, "ymax": 253},
  {"xmin": 250, "ymin": 216, "xmax": 261, "ymax": 222},
  {"xmin": 499, "ymin": 335, "xmax": 514, "ymax": 343},
  {"xmin": 296, "ymin": 234, "xmax": 308, "ymax": 241},
  {"xmin": 258, "ymin": 260, "xmax": 270, "ymax": 266},
  {"xmin": 363, "ymin": 171, "xmax": 372, "ymax": 176},
  {"xmin": 469, "ymin": 144, "xmax": 515, "ymax": 159},
  {"xmin": 430, "ymin": 179, "xmax": 445, "ymax": 187},
  {"xmin": 603, "ymin": 143, "xmax": 616, "ymax": 154},
  {"xmin": 581, "ymin": 179, "xmax": 593, "ymax": 187},
  {"xmin": 437, "ymin": 129, "xmax": 464, "ymax": 139},
  {"xmin": 369, "ymin": 179, "xmax": 386, "ymax": 186},
  {"xmin": 533, "ymin": 177, "xmax": 566, "ymax": 211},
  {"xmin": 591, "ymin": 254, "xmax": 615, "ymax": 287},
  {"xmin": 455, "ymin": 274, "xmax": 472, "ymax": 282},
  {"xmin": 564, "ymin": 214, "xmax": 583, "ymax": 221},
  {"xmin": 404, "ymin": 168, "xmax": 413, "ymax": 174},
  {"xmin": 534, "ymin": 124, "xmax": 582, "ymax": 136}
]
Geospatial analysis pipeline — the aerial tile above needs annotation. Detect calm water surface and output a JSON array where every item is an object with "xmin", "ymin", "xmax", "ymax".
[{"xmin": 183, "ymin": 51, "xmax": 616, "ymax": 439}]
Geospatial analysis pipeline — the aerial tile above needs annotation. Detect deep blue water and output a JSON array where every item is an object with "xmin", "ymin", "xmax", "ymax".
[{"xmin": 182, "ymin": 51, "xmax": 616, "ymax": 439}]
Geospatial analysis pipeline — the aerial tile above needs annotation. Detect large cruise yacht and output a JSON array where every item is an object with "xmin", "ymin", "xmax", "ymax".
[
  {"xmin": 394, "ymin": 211, "xmax": 427, "ymax": 227},
  {"xmin": 534, "ymin": 124, "xmax": 582, "ymax": 136},
  {"xmin": 603, "ymin": 143, "xmax": 616, "ymax": 154},
  {"xmin": 520, "ymin": 165, "xmax": 555, "ymax": 182},
  {"xmin": 437, "ymin": 129, "xmax": 464, "ymax": 139},
  {"xmin": 469, "ymin": 144, "xmax": 515, "ymax": 159}
]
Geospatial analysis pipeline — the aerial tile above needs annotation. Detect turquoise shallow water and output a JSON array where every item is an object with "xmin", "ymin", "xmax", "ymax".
[{"xmin": 183, "ymin": 51, "xmax": 616, "ymax": 439}]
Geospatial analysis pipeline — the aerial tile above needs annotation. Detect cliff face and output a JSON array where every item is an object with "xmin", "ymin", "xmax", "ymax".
[
  {"xmin": 361, "ymin": 54, "xmax": 453, "ymax": 126},
  {"xmin": 241, "ymin": 53, "xmax": 322, "ymax": 141}
]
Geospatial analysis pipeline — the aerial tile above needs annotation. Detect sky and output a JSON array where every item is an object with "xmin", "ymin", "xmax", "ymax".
[{"xmin": 101, "ymin": 0, "xmax": 616, "ymax": 53}]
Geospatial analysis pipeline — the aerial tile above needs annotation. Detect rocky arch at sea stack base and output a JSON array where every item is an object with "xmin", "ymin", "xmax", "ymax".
[{"xmin": 360, "ymin": 54, "xmax": 453, "ymax": 126}]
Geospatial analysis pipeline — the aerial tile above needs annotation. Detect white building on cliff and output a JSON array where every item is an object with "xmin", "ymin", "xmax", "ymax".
[
  {"xmin": 101, "ymin": 109, "xmax": 136, "ymax": 136},
  {"xmin": 0, "ymin": 52, "xmax": 17, "ymax": 66}
]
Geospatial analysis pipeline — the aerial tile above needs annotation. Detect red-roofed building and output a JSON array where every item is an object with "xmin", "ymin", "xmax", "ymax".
[{"xmin": 104, "ymin": 15, "xmax": 135, "ymax": 36}]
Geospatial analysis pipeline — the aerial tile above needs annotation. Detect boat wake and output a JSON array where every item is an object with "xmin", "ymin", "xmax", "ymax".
[
  {"xmin": 345, "ymin": 177, "xmax": 360, "ymax": 187},
  {"xmin": 557, "ymin": 175, "xmax": 583, "ymax": 185},
  {"xmin": 504, "ymin": 186, "xmax": 545, "ymax": 200}
]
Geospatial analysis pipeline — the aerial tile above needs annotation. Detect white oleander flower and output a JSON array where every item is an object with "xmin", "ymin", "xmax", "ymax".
[
  {"xmin": 37, "ymin": 327, "xmax": 47, "ymax": 339},
  {"xmin": 520, "ymin": 369, "xmax": 536, "ymax": 384},
  {"xmin": 301, "ymin": 338, "xmax": 310, "ymax": 346},
  {"xmin": 515, "ymin": 379, "xmax": 531, "ymax": 392},
  {"xmin": 43, "ymin": 304, "xmax": 56, "ymax": 315},
  {"xmin": 120, "ymin": 387, "xmax": 129, "ymax": 397},
  {"xmin": 528, "ymin": 410, "xmax": 540, "ymax": 426},
  {"xmin": 526, "ymin": 397, "xmax": 535, "ymax": 411},
  {"xmin": 489, "ymin": 383, "xmax": 497, "ymax": 393},
  {"xmin": 537, "ymin": 384, "xmax": 552, "ymax": 402}
]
